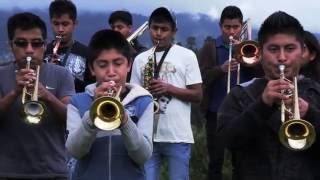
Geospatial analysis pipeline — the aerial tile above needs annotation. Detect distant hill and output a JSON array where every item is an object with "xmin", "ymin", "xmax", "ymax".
[
  {"xmin": 1, "ymin": 9, "xmax": 319, "ymax": 63},
  {"xmin": 0, "ymin": 9, "xmax": 220, "ymax": 62}
]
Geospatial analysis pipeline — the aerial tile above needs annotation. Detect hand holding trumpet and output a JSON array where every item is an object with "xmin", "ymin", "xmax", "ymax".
[
  {"xmin": 262, "ymin": 79, "xmax": 293, "ymax": 107},
  {"xmin": 15, "ymin": 68, "xmax": 36, "ymax": 95},
  {"xmin": 262, "ymin": 74, "xmax": 309, "ymax": 118},
  {"xmin": 91, "ymin": 81, "xmax": 128, "ymax": 129},
  {"xmin": 16, "ymin": 69, "xmax": 51, "ymax": 101},
  {"xmin": 94, "ymin": 81, "xmax": 118, "ymax": 99}
]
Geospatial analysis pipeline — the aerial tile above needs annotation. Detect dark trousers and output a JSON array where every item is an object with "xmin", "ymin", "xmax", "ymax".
[{"xmin": 206, "ymin": 111, "xmax": 224, "ymax": 180}]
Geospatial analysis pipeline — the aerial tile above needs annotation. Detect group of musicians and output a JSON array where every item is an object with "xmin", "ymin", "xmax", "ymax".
[{"xmin": 0, "ymin": 1, "xmax": 320, "ymax": 180}]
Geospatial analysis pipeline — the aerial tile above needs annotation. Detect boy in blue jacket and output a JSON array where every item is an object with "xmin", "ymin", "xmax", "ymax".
[{"xmin": 66, "ymin": 29, "xmax": 154, "ymax": 180}]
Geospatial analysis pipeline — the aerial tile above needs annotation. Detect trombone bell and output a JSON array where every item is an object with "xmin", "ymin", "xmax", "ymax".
[{"xmin": 234, "ymin": 40, "xmax": 260, "ymax": 66}]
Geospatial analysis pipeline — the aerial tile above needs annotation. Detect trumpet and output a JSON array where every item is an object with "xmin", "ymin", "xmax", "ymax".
[
  {"xmin": 51, "ymin": 35, "xmax": 62, "ymax": 64},
  {"xmin": 143, "ymin": 41, "xmax": 160, "ymax": 113},
  {"xmin": 21, "ymin": 56, "xmax": 46, "ymax": 124},
  {"xmin": 90, "ymin": 83, "xmax": 125, "ymax": 130},
  {"xmin": 127, "ymin": 21, "xmax": 148, "ymax": 44},
  {"xmin": 278, "ymin": 64, "xmax": 316, "ymax": 151}
]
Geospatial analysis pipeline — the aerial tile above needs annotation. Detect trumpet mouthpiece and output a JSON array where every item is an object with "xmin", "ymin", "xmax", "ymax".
[
  {"xmin": 279, "ymin": 64, "xmax": 285, "ymax": 71},
  {"xmin": 109, "ymin": 81, "xmax": 115, "ymax": 86},
  {"xmin": 26, "ymin": 56, "xmax": 32, "ymax": 62}
]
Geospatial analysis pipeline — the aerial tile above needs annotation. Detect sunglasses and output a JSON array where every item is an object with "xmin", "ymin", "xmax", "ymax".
[{"xmin": 13, "ymin": 40, "xmax": 45, "ymax": 48}]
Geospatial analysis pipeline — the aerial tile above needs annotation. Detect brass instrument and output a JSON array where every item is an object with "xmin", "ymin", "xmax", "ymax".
[
  {"xmin": 51, "ymin": 35, "xmax": 62, "ymax": 64},
  {"xmin": 278, "ymin": 64, "xmax": 316, "ymax": 151},
  {"xmin": 235, "ymin": 18, "xmax": 260, "ymax": 66},
  {"xmin": 90, "ymin": 83, "xmax": 124, "ymax": 130},
  {"xmin": 227, "ymin": 36, "xmax": 233, "ymax": 93},
  {"xmin": 234, "ymin": 40, "xmax": 259, "ymax": 66},
  {"xmin": 127, "ymin": 21, "xmax": 148, "ymax": 44},
  {"xmin": 21, "ymin": 56, "xmax": 46, "ymax": 124},
  {"xmin": 227, "ymin": 19, "xmax": 260, "ymax": 93},
  {"xmin": 143, "ymin": 41, "xmax": 160, "ymax": 113}
]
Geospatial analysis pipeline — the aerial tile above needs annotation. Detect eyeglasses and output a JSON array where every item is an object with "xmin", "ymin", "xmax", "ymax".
[{"xmin": 13, "ymin": 40, "xmax": 45, "ymax": 48}]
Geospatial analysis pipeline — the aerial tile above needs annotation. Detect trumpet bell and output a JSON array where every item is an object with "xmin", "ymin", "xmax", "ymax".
[
  {"xmin": 22, "ymin": 100, "xmax": 46, "ymax": 124},
  {"xmin": 90, "ymin": 96, "xmax": 124, "ymax": 130},
  {"xmin": 235, "ymin": 40, "xmax": 260, "ymax": 66},
  {"xmin": 279, "ymin": 119, "xmax": 316, "ymax": 151}
]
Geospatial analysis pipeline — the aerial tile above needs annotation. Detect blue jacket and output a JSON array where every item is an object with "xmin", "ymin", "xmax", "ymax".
[{"xmin": 66, "ymin": 83, "xmax": 154, "ymax": 180}]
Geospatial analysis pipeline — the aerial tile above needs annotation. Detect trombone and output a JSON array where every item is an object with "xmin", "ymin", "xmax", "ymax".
[
  {"xmin": 227, "ymin": 36, "xmax": 233, "ymax": 93},
  {"xmin": 90, "ymin": 83, "xmax": 125, "ymax": 130},
  {"xmin": 227, "ymin": 19, "xmax": 260, "ymax": 93},
  {"xmin": 127, "ymin": 21, "xmax": 148, "ymax": 45},
  {"xmin": 278, "ymin": 65, "xmax": 316, "ymax": 151},
  {"xmin": 21, "ymin": 56, "xmax": 46, "ymax": 124}
]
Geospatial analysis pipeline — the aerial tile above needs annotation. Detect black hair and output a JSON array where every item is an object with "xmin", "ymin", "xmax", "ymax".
[
  {"xmin": 108, "ymin": 10, "xmax": 132, "ymax": 26},
  {"xmin": 49, "ymin": 0, "xmax": 77, "ymax": 21},
  {"xmin": 149, "ymin": 7, "xmax": 176, "ymax": 30},
  {"xmin": 219, "ymin": 6, "xmax": 243, "ymax": 25},
  {"xmin": 258, "ymin": 11, "xmax": 304, "ymax": 47},
  {"xmin": 304, "ymin": 31, "xmax": 320, "ymax": 57},
  {"xmin": 88, "ymin": 29, "xmax": 132, "ymax": 67},
  {"xmin": 301, "ymin": 30, "xmax": 320, "ymax": 82},
  {"xmin": 7, "ymin": 12, "xmax": 47, "ymax": 40}
]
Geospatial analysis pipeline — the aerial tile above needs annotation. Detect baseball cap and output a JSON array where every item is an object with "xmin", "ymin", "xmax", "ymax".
[{"xmin": 149, "ymin": 7, "xmax": 177, "ymax": 29}]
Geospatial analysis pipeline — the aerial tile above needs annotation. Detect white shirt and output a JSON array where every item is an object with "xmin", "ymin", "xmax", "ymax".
[{"xmin": 130, "ymin": 44, "xmax": 202, "ymax": 143}]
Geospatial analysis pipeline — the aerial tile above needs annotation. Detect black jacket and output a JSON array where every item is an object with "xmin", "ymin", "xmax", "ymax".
[{"xmin": 217, "ymin": 78, "xmax": 320, "ymax": 180}]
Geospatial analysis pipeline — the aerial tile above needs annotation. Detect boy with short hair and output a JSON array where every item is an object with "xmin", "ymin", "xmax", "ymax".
[
  {"xmin": 108, "ymin": 10, "xmax": 147, "ymax": 81},
  {"xmin": 66, "ymin": 29, "xmax": 154, "ymax": 180},
  {"xmin": 217, "ymin": 11, "xmax": 320, "ymax": 180},
  {"xmin": 108, "ymin": 10, "xmax": 146, "ymax": 55},
  {"xmin": 0, "ymin": 12, "xmax": 74, "ymax": 179},
  {"xmin": 130, "ymin": 7, "xmax": 203, "ymax": 180},
  {"xmin": 45, "ymin": 0, "xmax": 93, "ymax": 92}
]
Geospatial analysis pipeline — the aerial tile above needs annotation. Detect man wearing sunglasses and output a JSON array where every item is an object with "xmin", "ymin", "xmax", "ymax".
[
  {"xmin": 0, "ymin": 12, "xmax": 75, "ymax": 179},
  {"xmin": 44, "ymin": 0, "xmax": 94, "ymax": 93}
]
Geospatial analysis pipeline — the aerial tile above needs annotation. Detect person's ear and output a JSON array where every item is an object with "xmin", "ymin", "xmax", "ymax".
[
  {"xmin": 309, "ymin": 51, "xmax": 317, "ymax": 61},
  {"xmin": 128, "ymin": 25, "xmax": 132, "ymax": 33},
  {"xmin": 127, "ymin": 59, "xmax": 132, "ymax": 73},
  {"xmin": 89, "ymin": 63, "xmax": 95, "ymax": 76}
]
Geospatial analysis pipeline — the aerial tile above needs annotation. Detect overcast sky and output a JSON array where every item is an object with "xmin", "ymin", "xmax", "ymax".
[{"xmin": 0, "ymin": 0, "xmax": 319, "ymax": 32}]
